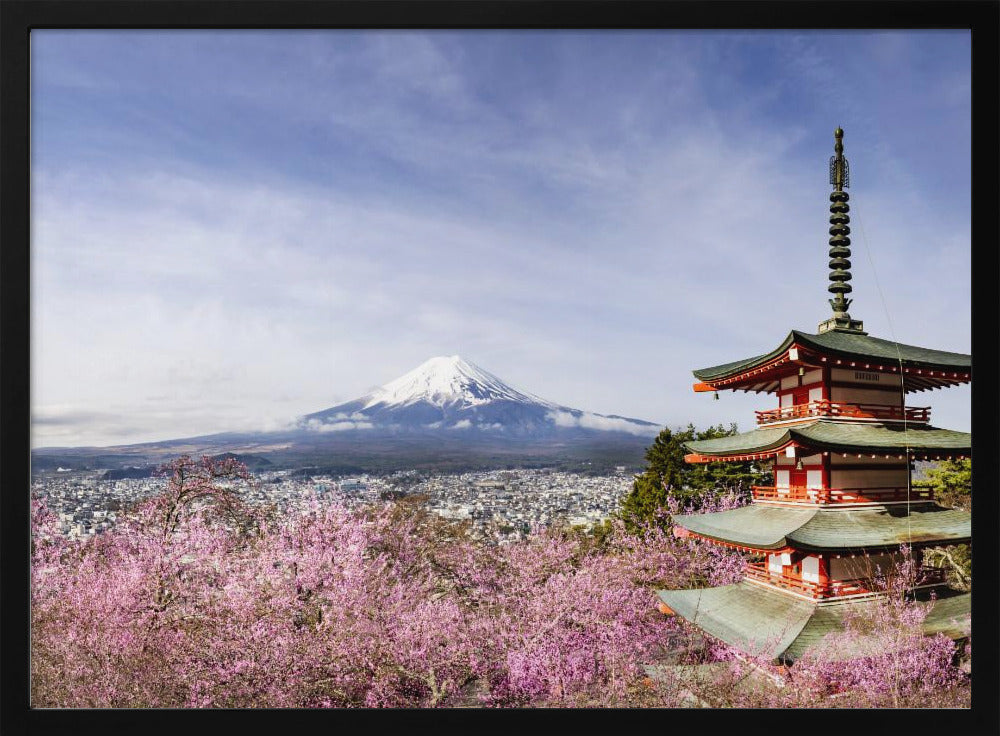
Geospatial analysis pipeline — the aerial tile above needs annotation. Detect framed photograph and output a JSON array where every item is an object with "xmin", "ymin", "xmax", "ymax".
[{"xmin": 3, "ymin": 2, "xmax": 996, "ymax": 733}]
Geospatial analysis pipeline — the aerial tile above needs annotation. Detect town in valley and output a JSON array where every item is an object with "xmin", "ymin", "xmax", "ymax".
[{"xmin": 33, "ymin": 465, "xmax": 636, "ymax": 542}]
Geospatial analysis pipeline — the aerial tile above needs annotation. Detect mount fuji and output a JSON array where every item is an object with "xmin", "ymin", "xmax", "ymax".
[
  {"xmin": 299, "ymin": 355, "xmax": 660, "ymax": 439},
  {"xmin": 32, "ymin": 356, "xmax": 663, "ymax": 474}
]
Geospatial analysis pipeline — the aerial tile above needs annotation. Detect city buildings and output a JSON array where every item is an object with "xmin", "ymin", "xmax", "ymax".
[{"xmin": 32, "ymin": 466, "xmax": 634, "ymax": 543}]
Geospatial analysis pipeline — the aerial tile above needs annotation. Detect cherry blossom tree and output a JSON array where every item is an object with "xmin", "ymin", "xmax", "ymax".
[{"xmin": 31, "ymin": 457, "xmax": 969, "ymax": 709}]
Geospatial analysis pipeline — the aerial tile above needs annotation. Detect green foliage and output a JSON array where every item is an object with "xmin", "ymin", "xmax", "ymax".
[
  {"xmin": 915, "ymin": 458, "xmax": 971, "ymax": 511},
  {"xmin": 557, "ymin": 518, "xmax": 617, "ymax": 557},
  {"xmin": 923, "ymin": 544, "xmax": 971, "ymax": 591},
  {"xmin": 618, "ymin": 424, "xmax": 768, "ymax": 530},
  {"xmin": 915, "ymin": 459, "xmax": 971, "ymax": 590}
]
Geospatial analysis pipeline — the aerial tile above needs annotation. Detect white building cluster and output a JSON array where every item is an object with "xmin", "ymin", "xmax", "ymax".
[{"xmin": 32, "ymin": 466, "xmax": 636, "ymax": 541}]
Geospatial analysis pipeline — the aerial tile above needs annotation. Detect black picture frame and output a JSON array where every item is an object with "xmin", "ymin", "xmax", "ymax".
[{"xmin": 2, "ymin": 2, "xmax": 997, "ymax": 734}]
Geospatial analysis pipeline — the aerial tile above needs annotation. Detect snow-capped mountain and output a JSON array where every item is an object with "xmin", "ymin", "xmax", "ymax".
[
  {"xmin": 32, "ymin": 355, "xmax": 663, "ymax": 473},
  {"xmin": 301, "ymin": 355, "xmax": 659, "ymax": 438},
  {"xmin": 364, "ymin": 355, "xmax": 555, "ymax": 410}
]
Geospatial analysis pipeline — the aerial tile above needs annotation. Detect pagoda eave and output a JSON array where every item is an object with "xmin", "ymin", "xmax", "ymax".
[
  {"xmin": 683, "ymin": 420, "xmax": 971, "ymax": 464},
  {"xmin": 693, "ymin": 330, "xmax": 970, "ymax": 394},
  {"xmin": 685, "ymin": 447, "xmax": 971, "ymax": 464},
  {"xmin": 657, "ymin": 582, "xmax": 970, "ymax": 664},
  {"xmin": 673, "ymin": 502, "xmax": 971, "ymax": 553},
  {"xmin": 676, "ymin": 526, "xmax": 796, "ymax": 554}
]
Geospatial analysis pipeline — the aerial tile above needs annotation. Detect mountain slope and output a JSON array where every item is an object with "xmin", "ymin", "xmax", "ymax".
[
  {"xmin": 301, "ymin": 355, "xmax": 659, "ymax": 438},
  {"xmin": 32, "ymin": 356, "xmax": 663, "ymax": 473}
]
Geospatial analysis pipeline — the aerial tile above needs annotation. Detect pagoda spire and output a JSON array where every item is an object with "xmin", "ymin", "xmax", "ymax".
[{"xmin": 818, "ymin": 127, "xmax": 865, "ymax": 334}]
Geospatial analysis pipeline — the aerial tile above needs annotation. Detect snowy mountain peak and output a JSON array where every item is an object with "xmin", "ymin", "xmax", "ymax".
[
  {"xmin": 363, "ymin": 355, "xmax": 555, "ymax": 410},
  {"xmin": 301, "ymin": 355, "xmax": 660, "ymax": 438}
]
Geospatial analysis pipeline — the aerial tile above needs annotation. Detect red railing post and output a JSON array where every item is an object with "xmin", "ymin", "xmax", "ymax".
[
  {"xmin": 756, "ymin": 400, "xmax": 931, "ymax": 426},
  {"xmin": 746, "ymin": 561, "xmax": 876, "ymax": 599},
  {"xmin": 752, "ymin": 485, "xmax": 933, "ymax": 505}
]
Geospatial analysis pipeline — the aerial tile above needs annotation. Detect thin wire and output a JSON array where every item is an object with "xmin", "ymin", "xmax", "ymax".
[{"xmin": 852, "ymin": 201, "xmax": 913, "ymax": 550}]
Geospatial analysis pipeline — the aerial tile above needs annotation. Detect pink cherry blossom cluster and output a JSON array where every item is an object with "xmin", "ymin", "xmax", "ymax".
[{"xmin": 30, "ymin": 457, "xmax": 969, "ymax": 708}]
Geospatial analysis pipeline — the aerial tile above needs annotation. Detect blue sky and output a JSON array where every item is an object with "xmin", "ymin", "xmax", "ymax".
[{"xmin": 31, "ymin": 30, "xmax": 971, "ymax": 447}]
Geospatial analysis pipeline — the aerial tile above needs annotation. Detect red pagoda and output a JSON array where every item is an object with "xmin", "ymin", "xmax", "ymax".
[{"xmin": 656, "ymin": 128, "xmax": 971, "ymax": 664}]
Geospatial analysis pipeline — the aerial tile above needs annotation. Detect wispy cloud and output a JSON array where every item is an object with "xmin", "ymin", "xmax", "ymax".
[
  {"xmin": 31, "ymin": 31, "xmax": 971, "ymax": 446},
  {"xmin": 303, "ymin": 418, "xmax": 374, "ymax": 433},
  {"xmin": 547, "ymin": 411, "xmax": 659, "ymax": 437}
]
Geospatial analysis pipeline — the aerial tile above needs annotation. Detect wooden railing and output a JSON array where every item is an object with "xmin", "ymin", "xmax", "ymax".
[
  {"xmin": 744, "ymin": 563, "xmax": 871, "ymax": 598},
  {"xmin": 756, "ymin": 400, "xmax": 930, "ymax": 425},
  {"xmin": 744, "ymin": 563, "xmax": 947, "ymax": 599},
  {"xmin": 916, "ymin": 567, "xmax": 948, "ymax": 587},
  {"xmin": 751, "ymin": 485, "xmax": 934, "ymax": 505}
]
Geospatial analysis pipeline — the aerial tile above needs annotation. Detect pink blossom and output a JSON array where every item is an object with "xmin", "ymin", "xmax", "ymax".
[{"xmin": 31, "ymin": 458, "xmax": 969, "ymax": 708}]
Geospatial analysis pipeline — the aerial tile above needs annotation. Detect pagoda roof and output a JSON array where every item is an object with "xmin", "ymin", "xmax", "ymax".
[
  {"xmin": 673, "ymin": 502, "xmax": 970, "ymax": 551},
  {"xmin": 657, "ymin": 582, "xmax": 970, "ymax": 663},
  {"xmin": 693, "ymin": 329, "xmax": 970, "ymax": 393},
  {"xmin": 676, "ymin": 504, "xmax": 817, "ymax": 550},
  {"xmin": 683, "ymin": 419, "xmax": 971, "ymax": 461}
]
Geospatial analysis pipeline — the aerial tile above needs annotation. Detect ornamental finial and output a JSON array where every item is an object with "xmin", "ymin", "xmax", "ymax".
[
  {"xmin": 830, "ymin": 127, "xmax": 848, "ymax": 190},
  {"xmin": 818, "ymin": 127, "xmax": 865, "ymax": 334}
]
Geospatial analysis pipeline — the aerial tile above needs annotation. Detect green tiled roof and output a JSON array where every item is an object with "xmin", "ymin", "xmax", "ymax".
[
  {"xmin": 781, "ymin": 603, "xmax": 861, "ymax": 661},
  {"xmin": 789, "ymin": 504, "xmax": 971, "ymax": 550},
  {"xmin": 674, "ymin": 505, "xmax": 817, "ymax": 550},
  {"xmin": 692, "ymin": 352, "xmax": 773, "ymax": 381},
  {"xmin": 657, "ymin": 582, "xmax": 971, "ymax": 663},
  {"xmin": 684, "ymin": 419, "xmax": 971, "ymax": 457},
  {"xmin": 685, "ymin": 425, "xmax": 791, "ymax": 455},
  {"xmin": 784, "ymin": 589, "xmax": 971, "ymax": 661},
  {"xmin": 921, "ymin": 591, "xmax": 974, "ymax": 640},
  {"xmin": 657, "ymin": 582, "xmax": 815, "ymax": 660},
  {"xmin": 693, "ymin": 329, "xmax": 971, "ymax": 381},
  {"xmin": 674, "ymin": 502, "xmax": 971, "ymax": 551}
]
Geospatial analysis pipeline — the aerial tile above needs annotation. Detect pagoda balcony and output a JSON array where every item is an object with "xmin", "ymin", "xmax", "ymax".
[
  {"xmin": 755, "ymin": 400, "xmax": 930, "ymax": 426},
  {"xmin": 744, "ymin": 563, "xmax": 947, "ymax": 600},
  {"xmin": 744, "ymin": 562, "xmax": 873, "ymax": 599},
  {"xmin": 915, "ymin": 566, "xmax": 949, "ymax": 587},
  {"xmin": 751, "ymin": 485, "xmax": 935, "ymax": 505}
]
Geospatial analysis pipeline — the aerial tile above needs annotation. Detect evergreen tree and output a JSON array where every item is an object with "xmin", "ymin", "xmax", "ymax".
[
  {"xmin": 915, "ymin": 458, "xmax": 972, "ymax": 590},
  {"xmin": 915, "ymin": 458, "xmax": 971, "ymax": 511},
  {"xmin": 619, "ymin": 423, "xmax": 767, "ymax": 530}
]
